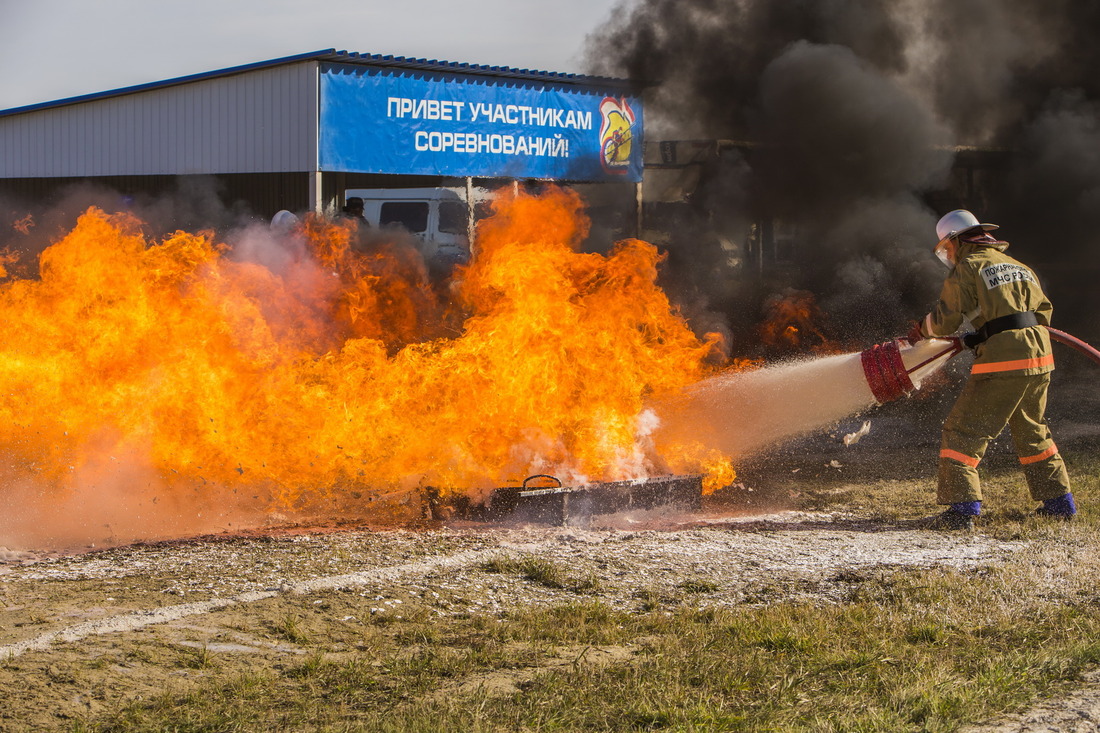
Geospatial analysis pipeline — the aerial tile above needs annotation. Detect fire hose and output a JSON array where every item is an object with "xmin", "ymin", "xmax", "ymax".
[
  {"xmin": 1048, "ymin": 327, "xmax": 1100, "ymax": 366},
  {"xmin": 860, "ymin": 326, "xmax": 1100, "ymax": 405}
]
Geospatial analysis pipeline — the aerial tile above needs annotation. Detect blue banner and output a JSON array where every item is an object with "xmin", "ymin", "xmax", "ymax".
[{"xmin": 319, "ymin": 63, "xmax": 643, "ymax": 182}]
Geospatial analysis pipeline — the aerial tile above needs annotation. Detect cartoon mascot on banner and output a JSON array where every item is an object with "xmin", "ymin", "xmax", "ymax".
[{"xmin": 599, "ymin": 97, "xmax": 636, "ymax": 174}]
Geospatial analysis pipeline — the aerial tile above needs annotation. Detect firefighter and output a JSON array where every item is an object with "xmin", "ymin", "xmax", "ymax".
[
  {"xmin": 908, "ymin": 210, "xmax": 1075, "ymax": 529},
  {"xmin": 340, "ymin": 196, "xmax": 366, "ymax": 223}
]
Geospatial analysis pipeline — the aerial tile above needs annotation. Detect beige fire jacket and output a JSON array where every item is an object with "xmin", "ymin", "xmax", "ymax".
[{"xmin": 920, "ymin": 240, "xmax": 1054, "ymax": 375}]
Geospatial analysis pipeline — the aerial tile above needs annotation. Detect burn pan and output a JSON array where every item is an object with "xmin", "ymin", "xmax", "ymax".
[{"xmin": 431, "ymin": 474, "xmax": 703, "ymax": 526}]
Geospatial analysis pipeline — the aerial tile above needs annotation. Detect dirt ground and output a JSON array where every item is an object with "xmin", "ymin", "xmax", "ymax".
[
  {"xmin": 0, "ymin": 368, "xmax": 1097, "ymax": 731},
  {"xmin": 0, "ymin": 507, "xmax": 1091, "ymax": 731}
]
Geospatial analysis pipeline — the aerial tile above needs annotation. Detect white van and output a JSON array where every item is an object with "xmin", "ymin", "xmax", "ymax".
[{"xmin": 344, "ymin": 187, "xmax": 474, "ymax": 274}]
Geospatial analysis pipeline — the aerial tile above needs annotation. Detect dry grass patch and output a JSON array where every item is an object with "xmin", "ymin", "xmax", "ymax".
[{"xmin": 6, "ymin": 451, "xmax": 1098, "ymax": 732}]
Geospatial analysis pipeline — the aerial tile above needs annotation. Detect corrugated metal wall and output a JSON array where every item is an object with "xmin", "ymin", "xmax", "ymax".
[
  {"xmin": 0, "ymin": 172, "xmax": 310, "ymax": 218},
  {"xmin": 0, "ymin": 63, "xmax": 318, "ymax": 178}
]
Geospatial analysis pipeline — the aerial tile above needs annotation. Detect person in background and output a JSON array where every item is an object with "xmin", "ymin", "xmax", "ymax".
[
  {"xmin": 270, "ymin": 209, "xmax": 300, "ymax": 232},
  {"xmin": 341, "ymin": 197, "xmax": 366, "ymax": 223},
  {"xmin": 908, "ymin": 209, "xmax": 1075, "ymax": 530}
]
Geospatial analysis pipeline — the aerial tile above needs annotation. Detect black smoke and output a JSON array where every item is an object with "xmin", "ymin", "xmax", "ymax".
[
  {"xmin": 0, "ymin": 176, "xmax": 257, "ymax": 277},
  {"xmin": 586, "ymin": 0, "xmax": 1100, "ymax": 349}
]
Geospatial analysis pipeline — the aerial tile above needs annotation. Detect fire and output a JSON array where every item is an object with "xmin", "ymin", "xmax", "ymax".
[
  {"xmin": 0, "ymin": 250, "xmax": 17, "ymax": 279},
  {"xmin": 758, "ymin": 288, "xmax": 837, "ymax": 353},
  {"xmin": 0, "ymin": 187, "xmax": 737, "ymax": 543},
  {"xmin": 12, "ymin": 213, "xmax": 34, "ymax": 235}
]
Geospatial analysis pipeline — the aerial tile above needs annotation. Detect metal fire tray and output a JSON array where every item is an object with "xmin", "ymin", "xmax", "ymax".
[{"xmin": 436, "ymin": 474, "xmax": 702, "ymax": 525}]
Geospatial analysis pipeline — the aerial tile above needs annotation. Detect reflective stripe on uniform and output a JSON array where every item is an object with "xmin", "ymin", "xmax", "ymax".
[
  {"xmin": 1019, "ymin": 443, "xmax": 1059, "ymax": 465},
  {"xmin": 971, "ymin": 353, "xmax": 1054, "ymax": 374},
  {"xmin": 940, "ymin": 448, "xmax": 980, "ymax": 467}
]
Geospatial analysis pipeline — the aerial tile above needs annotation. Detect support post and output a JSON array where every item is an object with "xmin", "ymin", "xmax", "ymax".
[
  {"xmin": 466, "ymin": 176, "xmax": 476, "ymax": 258},
  {"xmin": 333, "ymin": 171, "xmax": 347, "ymax": 213},
  {"xmin": 308, "ymin": 170, "xmax": 323, "ymax": 214},
  {"xmin": 635, "ymin": 181, "xmax": 644, "ymax": 239}
]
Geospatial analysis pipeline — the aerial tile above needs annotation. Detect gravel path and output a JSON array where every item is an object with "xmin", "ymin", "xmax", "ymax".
[{"xmin": 0, "ymin": 511, "xmax": 1027, "ymax": 654}]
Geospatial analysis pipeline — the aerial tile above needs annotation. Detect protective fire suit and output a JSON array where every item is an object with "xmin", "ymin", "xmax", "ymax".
[{"xmin": 917, "ymin": 239, "xmax": 1071, "ymax": 505}]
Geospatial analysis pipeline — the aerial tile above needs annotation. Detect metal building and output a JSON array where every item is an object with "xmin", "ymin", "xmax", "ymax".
[{"xmin": 0, "ymin": 49, "xmax": 642, "ymax": 218}]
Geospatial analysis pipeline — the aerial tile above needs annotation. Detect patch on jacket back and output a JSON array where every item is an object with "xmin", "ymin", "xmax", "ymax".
[{"xmin": 980, "ymin": 263, "xmax": 1035, "ymax": 289}]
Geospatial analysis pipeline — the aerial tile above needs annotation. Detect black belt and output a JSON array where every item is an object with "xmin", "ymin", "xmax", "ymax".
[{"xmin": 962, "ymin": 311, "xmax": 1040, "ymax": 349}]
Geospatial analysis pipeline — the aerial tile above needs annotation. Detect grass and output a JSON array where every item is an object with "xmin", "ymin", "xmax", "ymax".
[
  {"xmin": 271, "ymin": 613, "xmax": 311, "ymax": 645},
  {"xmin": 678, "ymin": 578, "xmax": 721, "ymax": 594},
  {"xmin": 66, "ymin": 453, "xmax": 1100, "ymax": 731},
  {"xmin": 179, "ymin": 644, "xmax": 216, "ymax": 670},
  {"xmin": 84, "ymin": 578, "xmax": 1100, "ymax": 732},
  {"xmin": 482, "ymin": 553, "xmax": 602, "ymax": 593}
]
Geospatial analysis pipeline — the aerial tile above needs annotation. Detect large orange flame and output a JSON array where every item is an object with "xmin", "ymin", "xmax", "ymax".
[{"xmin": 0, "ymin": 187, "xmax": 736, "ymax": 545}]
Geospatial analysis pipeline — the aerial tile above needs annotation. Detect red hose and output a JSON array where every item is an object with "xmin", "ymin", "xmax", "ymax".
[{"xmin": 1047, "ymin": 327, "xmax": 1100, "ymax": 366}]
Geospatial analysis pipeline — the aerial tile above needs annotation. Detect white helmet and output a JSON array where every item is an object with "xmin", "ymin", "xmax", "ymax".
[
  {"xmin": 271, "ymin": 210, "xmax": 300, "ymax": 231},
  {"xmin": 934, "ymin": 210, "xmax": 998, "ymax": 267}
]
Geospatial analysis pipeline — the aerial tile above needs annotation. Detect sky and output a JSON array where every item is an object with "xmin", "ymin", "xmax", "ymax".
[{"xmin": 0, "ymin": 0, "xmax": 626, "ymax": 111}]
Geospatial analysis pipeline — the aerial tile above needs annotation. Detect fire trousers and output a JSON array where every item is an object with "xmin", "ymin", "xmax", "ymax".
[{"xmin": 938, "ymin": 372, "xmax": 1071, "ymax": 505}]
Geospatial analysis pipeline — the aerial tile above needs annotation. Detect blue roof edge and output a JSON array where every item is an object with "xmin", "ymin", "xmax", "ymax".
[
  {"xmin": 0, "ymin": 49, "xmax": 637, "ymax": 118},
  {"xmin": 317, "ymin": 49, "xmax": 635, "ymax": 88}
]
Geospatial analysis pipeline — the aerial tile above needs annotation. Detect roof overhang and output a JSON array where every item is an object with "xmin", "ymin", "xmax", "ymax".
[{"xmin": 0, "ymin": 49, "xmax": 637, "ymax": 119}]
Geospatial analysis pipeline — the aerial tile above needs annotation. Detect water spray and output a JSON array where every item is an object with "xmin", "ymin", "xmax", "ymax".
[{"xmin": 651, "ymin": 327, "xmax": 1100, "ymax": 460}]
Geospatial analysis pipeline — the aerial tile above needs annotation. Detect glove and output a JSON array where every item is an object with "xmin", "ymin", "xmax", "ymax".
[{"xmin": 906, "ymin": 321, "xmax": 924, "ymax": 344}]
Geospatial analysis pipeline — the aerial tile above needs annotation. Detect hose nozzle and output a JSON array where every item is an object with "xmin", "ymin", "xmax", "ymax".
[{"xmin": 860, "ymin": 337, "xmax": 965, "ymax": 404}]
